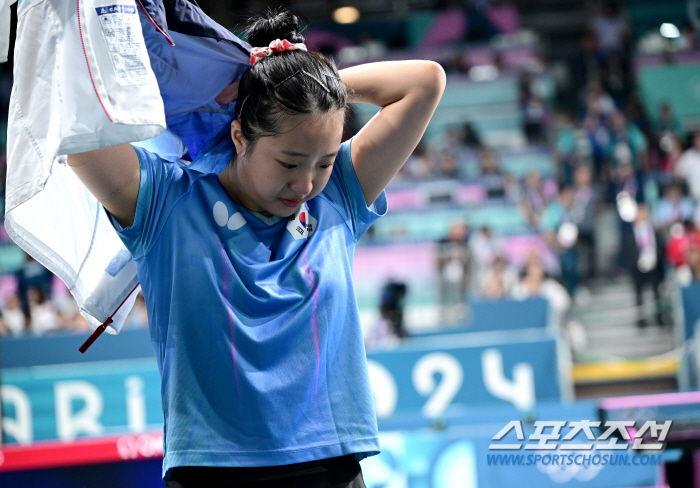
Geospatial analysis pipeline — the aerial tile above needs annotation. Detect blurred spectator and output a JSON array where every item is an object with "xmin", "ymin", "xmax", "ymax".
[
  {"xmin": 469, "ymin": 226, "xmax": 504, "ymax": 290},
  {"xmin": 366, "ymin": 282, "xmax": 406, "ymax": 349},
  {"xmin": 512, "ymin": 258, "xmax": 571, "ymax": 322},
  {"xmin": 461, "ymin": 122, "xmax": 483, "ymax": 149},
  {"xmin": 621, "ymin": 204, "xmax": 666, "ymax": 327},
  {"xmin": 658, "ymin": 133, "xmax": 683, "ymax": 175},
  {"xmin": 590, "ymin": 2, "xmax": 628, "ymax": 55},
  {"xmin": 519, "ymin": 70, "xmax": 547, "ymax": 143},
  {"xmin": 401, "ymin": 141, "xmax": 433, "ymax": 179},
  {"xmin": 572, "ymin": 165, "xmax": 600, "ymax": 278},
  {"xmin": 681, "ymin": 243, "xmax": 700, "ymax": 285},
  {"xmin": 437, "ymin": 151, "xmax": 460, "ymax": 178},
  {"xmin": 2, "ymin": 293, "xmax": 27, "ymax": 337},
  {"xmin": 477, "ymin": 148, "xmax": 505, "ymax": 198},
  {"xmin": 584, "ymin": 80, "xmax": 616, "ymax": 119},
  {"xmin": 666, "ymin": 221, "xmax": 700, "ymax": 269},
  {"xmin": 520, "ymin": 170, "xmax": 550, "ymax": 228},
  {"xmin": 27, "ymin": 285, "xmax": 57, "ymax": 335},
  {"xmin": 653, "ymin": 181, "xmax": 695, "ymax": 234},
  {"xmin": 375, "ymin": 281, "xmax": 409, "ymax": 343},
  {"xmin": 570, "ymin": 30, "xmax": 602, "ymax": 91},
  {"xmin": 674, "ymin": 132, "xmax": 700, "ymax": 201},
  {"xmin": 679, "ymin": 23, "xmax": 698, "ymax": 51},
  {"xmin": 480, "ymin": 253, "xmax": 518, "ymax": 299},
  {"xmin": 654, "ymin": 101, "xmax": 685, "ymax": 141},
  {"xmin": 667, "ymin": 221, "xmax": 700, "ymax": 286},
  {"xmin": 436, "ymin": 219, "xmax": 471, "ymax": 322},
  {"xmin": 541, "ymin": 185, "xmax": 580, "ymax": 296},
  {"xmin": 554, "ymin": 112, "xmax": 580, "ymax": 185},
  {"xmin": 55, "ymin": 294, "xmax": 90, "ymax": 333},
  {"xmin": 16, "ymin": 253, "xmax": 53, "ymax": 316},
  {"xmin": 609, "ymin": 109, "xmax": 648, "ymax": 170}
]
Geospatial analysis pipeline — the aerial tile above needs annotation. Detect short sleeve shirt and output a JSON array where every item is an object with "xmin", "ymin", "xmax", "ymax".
[{"xmin": 109, "ymin": 138, "xmax": 386, "ymax": 479}]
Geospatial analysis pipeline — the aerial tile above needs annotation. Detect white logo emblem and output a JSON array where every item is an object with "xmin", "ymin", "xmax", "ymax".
[
  {"xmin": 286, "ymin": 202, "xmax": 317, "ymax": 240},
  {"xmin": 213, "ymin": 201, "xmax": 246, "ymax": 231}
]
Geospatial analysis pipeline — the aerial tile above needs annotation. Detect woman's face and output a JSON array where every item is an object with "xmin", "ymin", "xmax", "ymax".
[{"xmin": 227, "ymin": 110, "xmax": 345, "ymax": 217}]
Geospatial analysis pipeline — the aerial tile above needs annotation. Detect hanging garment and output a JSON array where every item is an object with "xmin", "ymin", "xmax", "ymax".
[{"xmin": 6, "ymin": 0, "xmax": 250, "ymax": 335}]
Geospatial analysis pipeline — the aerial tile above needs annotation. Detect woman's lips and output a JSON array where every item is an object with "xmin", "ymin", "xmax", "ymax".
[{"xmin": 280, "ymin": 198, "xmax": 302, "ymax": 207}]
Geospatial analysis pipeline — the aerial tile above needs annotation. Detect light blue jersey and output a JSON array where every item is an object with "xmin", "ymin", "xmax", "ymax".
[{"xmin": 109, "ymin": 139, "xmax": 386, "ymax": 479}]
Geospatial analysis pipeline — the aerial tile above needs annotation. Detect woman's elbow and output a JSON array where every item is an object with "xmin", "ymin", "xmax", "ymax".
[{"xmin": 421, "ymin": 61, "xmax": 446, "ymax": 100}]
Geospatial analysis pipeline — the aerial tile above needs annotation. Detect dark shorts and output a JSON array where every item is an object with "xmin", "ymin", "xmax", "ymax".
[{"xmin": 165, "ymin": 454, "xmax": 366, "ymax": 488}]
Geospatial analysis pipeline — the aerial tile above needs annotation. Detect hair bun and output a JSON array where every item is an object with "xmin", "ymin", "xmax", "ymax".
[{"xmin": 247, "ymin": 10, "xmax": 305, "ymax": 48}]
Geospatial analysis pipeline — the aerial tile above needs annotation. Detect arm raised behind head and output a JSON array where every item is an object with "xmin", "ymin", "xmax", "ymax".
[
  {"xmin": 340, "ymin": 60, "xmax": 446, "ymax": 206},
  {"xmin": 67, "ymin": 144, "xmax": 141, "ymax": 228}
]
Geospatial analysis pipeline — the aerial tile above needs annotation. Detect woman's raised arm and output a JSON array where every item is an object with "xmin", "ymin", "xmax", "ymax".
[
  {"xmin": 67, "ymin": 144, "xmax": 141, "ymax": 228},
  {"xmin": 340, "ymin": 60, "xmax": 446, "ymax": 206}
]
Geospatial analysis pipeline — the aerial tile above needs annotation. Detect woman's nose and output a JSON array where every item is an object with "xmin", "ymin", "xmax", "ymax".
[{"xmin": 289, "ymin": 174, "xmax": 313, "ymax": 196}]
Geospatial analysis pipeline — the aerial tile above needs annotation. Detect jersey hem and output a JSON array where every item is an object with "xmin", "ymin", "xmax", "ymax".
[{"xmin": 162, "ymin": 437, "xmax": 380, "ymax": 479}]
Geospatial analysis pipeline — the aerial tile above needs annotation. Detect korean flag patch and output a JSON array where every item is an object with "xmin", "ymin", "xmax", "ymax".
[{"xmin": 286, "ymin": 202, "xmax": 317, "ymax": 240}]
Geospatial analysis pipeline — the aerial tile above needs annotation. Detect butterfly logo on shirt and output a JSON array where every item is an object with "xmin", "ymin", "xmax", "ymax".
[
  {"xmin": 213, "ymin": 201, "xmax": 246, "ymax": 230},
  {"xmin": 286, "ymin": 202, "xmax": 317, "ymax": 241}
]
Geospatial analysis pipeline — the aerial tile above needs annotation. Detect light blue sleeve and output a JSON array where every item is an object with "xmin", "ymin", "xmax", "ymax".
[
  {"xmin": 320, "ymin": 137, "xmax": 388, "ymax": 241},
  {"xmin": 106, "ymin": 145, "xmax": 185, "ymax": 260}
]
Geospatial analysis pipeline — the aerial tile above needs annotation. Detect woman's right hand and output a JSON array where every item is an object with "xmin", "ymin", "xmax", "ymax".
[{"xmin": 215, "ymin": 80, "xmax": 240, "ymax": 105}]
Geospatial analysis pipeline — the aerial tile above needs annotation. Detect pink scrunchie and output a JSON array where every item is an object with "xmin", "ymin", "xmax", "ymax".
[{"xmin": 250, "ymin": 39, "xmax": 308, "ymax": 65}]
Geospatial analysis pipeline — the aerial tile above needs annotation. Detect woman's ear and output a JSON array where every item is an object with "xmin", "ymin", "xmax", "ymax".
[{"xmin": 231, "ymin": 120, "xmax": 246, "ymax": 155}]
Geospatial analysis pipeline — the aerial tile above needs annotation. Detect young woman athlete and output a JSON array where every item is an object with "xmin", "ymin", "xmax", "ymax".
[{"xmin": 67, "ymin": 10, "xmax": 445, "ymax": 488}]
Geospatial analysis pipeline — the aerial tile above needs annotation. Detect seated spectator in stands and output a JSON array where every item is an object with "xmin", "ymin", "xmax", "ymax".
[
  {"xmin": 400, "ymin": 141, "xmax": 433, "ymax": 179},
  {"xmin": 437, "ymin": 151, "xmax": 460, "ymax": 179},
  {"xmin": 470, "ymin": 225, "xmax": 504, "ymax": 291},
  {"xmin": 461, "ymin": 122, "xmax": 483, "ymax": 149},
  {"xmin": 655, "ymin": 101, "xmax": 685, "ymax": 141},
  {"xmin": 27, "ymin": 285, "xmax": 57, "ymax": 335},
  {"xmin": 437, "ymin": 219, "xmax": 471, "ymax": 322},
  {"xmin": 124, "ymin": 291, "xmax": 149, "ymax": 329},
  {"xmin": 658, "ymin": 133, "xmax": 683, "ymax": 175},
  {"xmin": 621, "ymin": 204, "xmax": 666, "ymax": 327},
  {"xmin": 479, "ymin": 253, "xmax": 518, "ymax": 299},
  {"xmin": 608, "ymin": 109, "xmax": 648, "ymax": 171},
  {"xmin": 56, "ymin": 294, "xmax": 90, "ymax": 333},
  {"xmin": 512, "ymin": 259, "xmax": 571, "ymax": 322},
  {"xmin": 477, "ymin": 148, "xmax": 505, "ymax": 198},
  {"xmin": 667, "ymin": 221, "xmax": 700, "ymax": 285},
  {"xmin": 584, "ymin": 80, "xmax": 616, "ymax": 119},
  {"xmin": 520, "ymin": 170, "xmax": 550, "ymax": 228},
  {"xmin": 666, "ymin": 221, "xmax": 700, "ymax": 268},
  {"xmin": 2, "ymin": 293, "xmax": 26, "ymax": 337},
  {"xmin": 573, "ymin": 165, "xmax": 600, "ymax": 278},
  {"xmin": 653, "ymin": 181, "xmax": 695, "ymax": 234},
  {"xmin": 674, "ymin": 132, "xmax": 700, "ymax": 201},
  {"xmin": 16, "ymin": 252, "xmax": 54, "ymax": 317},
  {"xmin": 541, "ymin": 185, "xmax": 580, "ymax": 296}
]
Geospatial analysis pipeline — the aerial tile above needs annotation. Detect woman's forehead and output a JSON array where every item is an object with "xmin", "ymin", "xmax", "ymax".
[{"xmin": 267, "ymin": 111, "xmax": 344, "ymax": 153}]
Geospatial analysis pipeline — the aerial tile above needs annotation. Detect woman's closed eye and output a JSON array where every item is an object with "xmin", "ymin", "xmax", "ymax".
[{"xmin": 277, "ymin": 160, "xmax": 297, "ymax": 170}]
